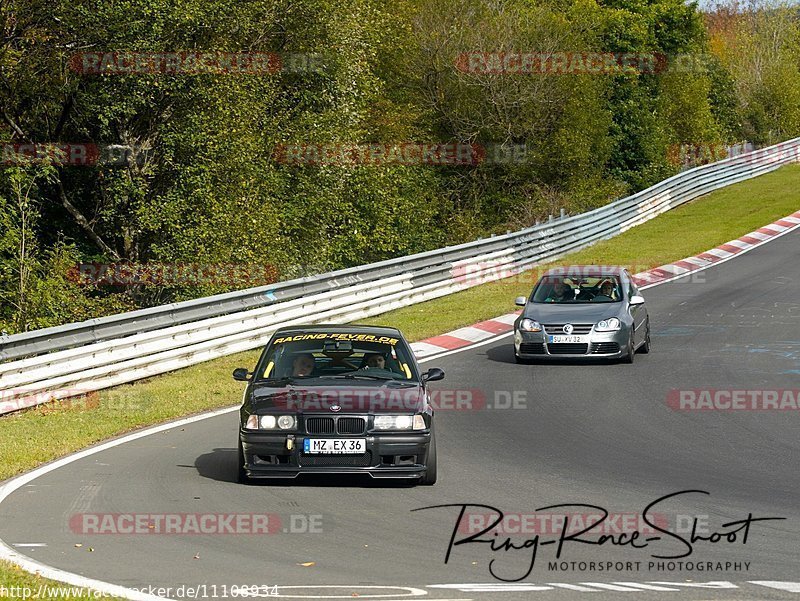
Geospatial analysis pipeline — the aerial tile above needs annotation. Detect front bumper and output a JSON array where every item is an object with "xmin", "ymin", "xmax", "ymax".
[
  {"xmin": 514, "ymin": 328, "xmax": 628, "ymax": 359},
  {"xmin": 240, "ymin": 429, "xmax": 431, "ymax": 479}
]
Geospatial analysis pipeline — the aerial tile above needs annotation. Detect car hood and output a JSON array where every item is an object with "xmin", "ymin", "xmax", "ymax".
[
  {"xmin": 249, "ymin": 382, "xmax": 426, "ymax": 414},
  {"xmin": 522, "ymin": 302, "xmax": 622, "ymax": 323}
]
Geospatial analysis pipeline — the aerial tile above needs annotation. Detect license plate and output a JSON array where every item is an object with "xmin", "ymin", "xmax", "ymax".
[
  {"xmin": 303, "ymin": 438, "xmax": 366, "ymax": 454},
  {"xmin": 548, "ymin": 335, "xmax": 587, "ymax": 344}
]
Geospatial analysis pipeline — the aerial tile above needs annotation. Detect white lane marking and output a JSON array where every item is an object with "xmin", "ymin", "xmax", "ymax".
[
  {"xmin": 648, "ymin": 582, "xmax": 738, "ymax": 589},
  {"xmin": 611, "ymin": 582, "xmax": 679, "ymax": 591},
  {"xmin": 12, "ymin": 543, "xmax": 47, "ymax": 547},
  {"xmin": 744, "ymin": 231, "xmax": 771, "ymax": 241},
  {"xmin": 748, "ymin": 581, "xmax": 800, "ymax": 592},
  {"xmin": 430, "ymin": 583, "xmax": 552, "ymax": 592},
  {"xmin": 547, "ymin": 583, "xmax": 602, "ymax": 592},
  {"xmin": 783, "ymin": 215, "xmax": 800, "ymax": 224},
  {"xmin": 1, "ymin": 211, "xmax": 799, "ymax": 600},
  {"xmin": 0, "ymin": 406, "xmax": 237, "ymax": 601},
  {"xmin": 268, "ymin": 585, "xmax": 429, "ymax": 598},
  {"xmin": 431, "ymin": 581, "xmax": 749, "ymax": 593},
  {"xmin": 576, "ymin": 583, "xmax": 648, "ymax": 592}
]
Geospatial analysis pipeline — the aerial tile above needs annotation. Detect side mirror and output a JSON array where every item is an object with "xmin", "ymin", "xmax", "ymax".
[
  {"xmin": 422, "ymin": 367, "xmax": 445, "ymax": 382},
  {"xmin": 232, "ymin": 368, "xmax": 251, "ymax": 382},
  {"xmin": 514, "ymin": 296, "xmax": 527, "ymax": 307},
  {"xmin": 629, "ymin": 295, "xmax": 646, "ymax": 306}
]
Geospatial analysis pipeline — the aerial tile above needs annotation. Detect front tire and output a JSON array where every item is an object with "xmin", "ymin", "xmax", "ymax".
[
  {"xmin": 237, "ymin": 439, "xmax": 251, "ymax": 484},
  {"xmin": 420, "ymin": 423, "xmax": 437, "ymax": 485},
  {"xmin": 623, "ymin": 331, "xmax": 635, "ymax": 364},
  {"xmin": 640, "ymin": 319, "xmax": 651, "ymax": 354}
]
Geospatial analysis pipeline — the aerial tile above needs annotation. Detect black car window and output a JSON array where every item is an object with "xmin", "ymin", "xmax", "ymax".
[
  {"xmin": 256, "ymin": 333, "xmax": 417, "ymax": 382},
  {"xmin": 531, "ymin": 275, "xmax": 623, "ymax": 303}
]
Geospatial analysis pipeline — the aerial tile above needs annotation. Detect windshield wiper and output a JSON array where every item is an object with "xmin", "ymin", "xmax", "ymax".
[
  {"xmin": 319, "ymin": 373, "xmax": 397, "ymax": 381},
  {"xmin": 258, "ymin": 376, "xmax": 299, "ymax": 385}
]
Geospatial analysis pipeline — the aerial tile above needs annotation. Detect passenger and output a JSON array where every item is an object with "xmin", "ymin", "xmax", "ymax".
[
  {"xmin": 594, "ymin": 279, "xmax": 616, "ymax": 300},
  {"xmin": 364, "ymin": 353, "xmax": 386, "ymax": 369}
]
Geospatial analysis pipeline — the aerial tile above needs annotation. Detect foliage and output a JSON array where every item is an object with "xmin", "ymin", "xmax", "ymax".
[{"xmin": 0, "ymin": 0, "xmax": 796, "ymax": 332}]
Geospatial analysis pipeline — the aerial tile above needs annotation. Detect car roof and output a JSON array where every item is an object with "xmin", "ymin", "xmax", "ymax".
[
  {"xmin": 540, "ymin": 265, "xmax": 626, "ymax": 277},
  {"xmin": 272, "ymin": 324, "xmax": 404, "ymax": 338}
]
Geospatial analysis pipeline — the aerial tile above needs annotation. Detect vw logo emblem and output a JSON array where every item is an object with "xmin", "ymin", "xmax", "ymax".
[
  {"xmin": 563, "ymin": 324, "xmax": 574, "ymax": 335},
  {"xmin": 330, "ymin": 404, "xmax": 341, "ymax": 413}
]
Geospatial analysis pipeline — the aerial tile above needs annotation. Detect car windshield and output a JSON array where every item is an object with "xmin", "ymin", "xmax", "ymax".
[
  {"xmin": 531, "ymin": 275, "xmax": 623, "ymax": 304},
  {"xmin": 256, "ymin": 332, "xmax": 417, "ymax": 382}
]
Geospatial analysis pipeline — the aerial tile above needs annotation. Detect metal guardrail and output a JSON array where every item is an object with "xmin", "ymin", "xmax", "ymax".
[{"xmin": 1, "ymin": 138, "xmax": 798, "ymax": 414}]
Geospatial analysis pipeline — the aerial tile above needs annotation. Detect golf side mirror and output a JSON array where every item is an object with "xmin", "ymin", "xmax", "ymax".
[
  {"xmin": 629, "ymin": 295, "xmax": 646, "ymax": 306},
  {"xmin": 514, "ymin": 296, "xmax": 527, "ymax": 307}
]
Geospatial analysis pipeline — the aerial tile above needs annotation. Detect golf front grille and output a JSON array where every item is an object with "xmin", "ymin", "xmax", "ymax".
[
  {"xmin": 547, "ymin": 343, "xmax": 589, "ymax": 354},
  {"xmin": 543, "ymin": 323, "xmax": 594, "ymax": 335}
]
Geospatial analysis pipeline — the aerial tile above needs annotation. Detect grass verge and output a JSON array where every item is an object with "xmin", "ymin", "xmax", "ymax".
[{"xmin": 1, "ymin": 163, "xmax": 798, "ymax": 595}]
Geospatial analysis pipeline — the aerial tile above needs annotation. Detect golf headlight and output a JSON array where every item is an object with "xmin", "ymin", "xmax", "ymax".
[
  {"xmin": 519, "ymin": 318, "xmax": 542, "ymax": 332},
  {"xmin": 596, "ymin": 318, "xmax": 621, "ymax": 331},
  {"xmin": 374, "ymin": 415, "xmax": 416, "ymax": 430}
]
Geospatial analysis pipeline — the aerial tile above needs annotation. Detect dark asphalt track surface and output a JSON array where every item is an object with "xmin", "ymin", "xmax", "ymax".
[{"xmin": 1, "ymin": 228, "xmax": 799, "ymax": 600}]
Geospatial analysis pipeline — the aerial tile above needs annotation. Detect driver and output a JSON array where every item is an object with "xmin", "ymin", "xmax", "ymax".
[
  {"xmin": 545, "ymin": 278, "xmax": 572, "ymax": 302},
  {"xmin": 291, "ymin": 353, "xmax": 316, "ymax": 377}
]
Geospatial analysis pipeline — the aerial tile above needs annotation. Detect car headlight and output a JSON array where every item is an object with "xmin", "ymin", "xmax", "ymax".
[
  {"xmin": 244, "ymin": 415, "xmax": 295, "ymax": 430},
  {"xmin": 277, "ymin": 415, "xmax": 295, "ymax": 429},
  {"xmin": 519, "ymin": 318, "xmax": 542, "ymax": 332},
  {"xmin": 595, "ymin": 317, "xmax": 621, "ymax": 331},
  {"xmin": 374, "ymin": 415, "xmax": 416, "ymax": 430}
]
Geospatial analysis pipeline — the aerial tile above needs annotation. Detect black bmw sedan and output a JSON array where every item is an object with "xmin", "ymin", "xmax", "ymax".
[{"xmin": 233, "ymin": 325, "xmax": 443, "ymax": 484}]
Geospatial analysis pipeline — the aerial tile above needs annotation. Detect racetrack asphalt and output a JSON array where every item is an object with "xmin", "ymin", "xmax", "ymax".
[{"xmin": 1, "ymin": 227, "xmax": 799, "ymax": 600}]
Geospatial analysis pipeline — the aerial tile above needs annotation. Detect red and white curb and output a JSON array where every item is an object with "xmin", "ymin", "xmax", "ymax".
[
  {"xmin": 410, "ymin": 209, "xmax": 800, "ymax": 359},
  {"xmin": 631, "ymin": 210, "xmax": 800, "ymax": 287}
]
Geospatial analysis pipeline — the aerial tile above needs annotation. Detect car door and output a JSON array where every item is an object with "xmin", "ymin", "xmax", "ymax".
[{"xmin": 623, "ymin": 270, "xmax": 647, "ymax": 344}]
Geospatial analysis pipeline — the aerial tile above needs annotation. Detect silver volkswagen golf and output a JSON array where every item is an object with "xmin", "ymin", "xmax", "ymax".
[{"xmin": 513, "ymin": 266, "xmax": 651, "ymax": 363}]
